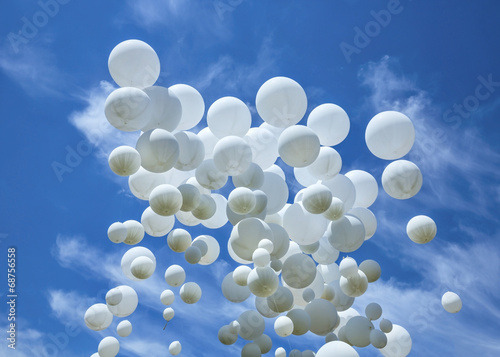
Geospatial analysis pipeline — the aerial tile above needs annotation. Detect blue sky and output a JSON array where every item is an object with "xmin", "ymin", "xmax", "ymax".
[{"xmin": 1, "ymin": 0, "xmax": 500, "ymax": 356}]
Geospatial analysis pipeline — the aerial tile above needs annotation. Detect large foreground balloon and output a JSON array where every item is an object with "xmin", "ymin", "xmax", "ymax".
[
  {"xmin": 108, "ymin": 39, "xmax": 160, "ymax": 89},
  {"xmin": 256, "ymin": 76, "xmax": 307, "ymax": 128},
  {"xmin": 382, "ymin": 160, "xmax": 423, "ymax": 199},
  {"xmin": 365, "ymin": 111, "xmax": 415, "ymax": 160}
]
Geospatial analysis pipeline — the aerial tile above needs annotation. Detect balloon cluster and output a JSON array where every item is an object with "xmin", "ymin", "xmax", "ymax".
[{"xmin": 83, "ymin": 39, "xmax": 462, "ymax": 357}]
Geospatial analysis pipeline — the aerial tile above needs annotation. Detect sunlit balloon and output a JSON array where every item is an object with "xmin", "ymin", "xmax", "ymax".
[
  {"xmin": 107, "ymin": 222, "xmax": 127, "ymax": 244},
  {"xmin": 180, "ymin": 282, "xmax": 202, "ymax": 304},
  {"xmin": 98, "ymin": 336, "xmax": 120, "ymax": 357},
  {"xmin": 121, "ymin": 246, "xmax": 156, "ymax": 281},
  {"xmin": 308, "ymin": 147, "xmax": 342, "ymax": 181},
  {"xmin": 345, "ymin": 170, "xmax": 378, "ymax": 208},
  {"xmin": 123, "ymin": 220, "xmax": 145, "ymax": 245},
  {"xmin": 328, "ymin": 215, "xmax": 365, "ymax": 253},
  {"xmin": 128, "ymin": 166, "xmax": 166, "ymax": 200},
  {"xmin": 174, "ymin": 131, "xmax": 205, "ymax": 171},
  {"xmin": 160, "ymin": 289, "xmax": 175, "ymax": 306},
  {"xmin": 212, "ymin": 136, "xmax": 253, "ymax": 176},
  {"xmin": 195, "ymin": 159, "xmax": 228, "ymax": 190},
  {"xmin": 365, "ymin": 111, "xmax": 415, "ymax": 160},
  {"xmin": 106, "ymin": 286, "xmax": 139, "ymax": 317},
  {"xmin": 167, "ymin": 228, "xmax": 192, "ymax": 252},
  {"xmin": 307, "ymin": 103, "xmax": 350, "ymax": 146},
  {"xmin": 169, "ymin": 341, "xmax": 182, "ymax": 355},
  {"xmin": 282, "ymin": 253, "xmax": 317, "ymax": 289},
  {"xmin": 136, "ymin": 129, "xmax": 180, "ymax": 173},
  {"xmin": 170, "ymin": 84, "xmax": 205, "ymax": 131},
  {"xmin": 382, "ymin": 160, "xmax": 422, "ymax": 199},
  {"xmin": 108, "ymin": 39, "xmax": 160, "ymax": 89},
  {"xmin": 207, "ymin": 96, "xmax": 251, "ymax": 138},
  {"xmin": 347, "ymin": 207, "xmax": 377, "ymax": 240},
  {"xmin": 247, "ymin": 266, "xmax": 279, "ymax": 297},
  {"xmin": 274, "ymin": 316, "xmax": 294, "ymax": 337},
  {"xmin": 141, "ymin": 206, "xmax": 175, "ymax": 237},
  {"xmin": 302, "ymin": 183, "xmax": 333, "ymax": 214},
  {"xmin": 406, "ymin": 215, "xmax": 437, "ymax": 244},
  {"xmin": 108, "ymin": 146, "xmax": 141, "ymax": 176},
  {"xmin": 380, "ymin": 324, "xmax": 412, "ymax": 357},
  {"xmin": 278, "ymin": 125, "xmax": 320, "ymax": 168},
  {"xmin": 442, "ymin": 291, "xmax": 462, "ymax": 313},
  {"xmin": 117, "ymin": 320, "xmax": 132, "ymax": 337},
  {"xmin": 359, "ymin": 260, "xmax": 381, "ymax": 283},
  {"xmin": 105, "ymin": 87, "xmax": 151, "ymax": 132},
  {"xmin": 244, "ymin": 127, "xmax": 279, "ymax": 169},
  {"xmin": 141, "ymin": 86, "xmax": 182, "ymax": 132},
  {"xmin": 84, "ymin": 303, "xmax": 113, "ymax": 331}
]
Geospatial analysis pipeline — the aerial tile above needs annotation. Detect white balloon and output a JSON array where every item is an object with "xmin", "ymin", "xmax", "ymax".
[
  {"xmin": 247, "ymin": 267, "xmax": 279, "ymax": 297},
  {"xmin": 195, "ymin": 159, "xmax": 228, "ymax": 190},
  {"xmin": 233, "ymin": 265, "xmax": 252, "ymax": 286},
  {"xmin": 305, "ymin": 299, "xmax": 339, "ymax": 336},
  {"xmin": 321, "ymin": 174, "xmax": 356, "ymax": 212},
  {"xmin": 201, "ymin": 193, "xmax": 229, "ymax": 229},
  {"xmin": 228, "ymin": 187, "xmax": 256, "ymax": 215},
  {"xmin": 170, "ymin": 84, "xmax": 205, "ymax": 131},
  {"xmin": 108, "ymin": 146, "xmax": 141, "ymax": 176},
  {"xmin": 164, "ymin": 265, "xmax": 186, "ymax": 287},
  {"xmin": 232, "ymin": 163, "xmax": 264, "ymax": 190},
  {"xmin": 274, "ymin": 316, "xmax": 294, "ymax": 337},
  {"xmin": 222, "ymin": 272, "xmax": 251, "ymax": 303},
  {"xmin": 267, "ymin": 286, "xmax": 294, "ymax": 313},
  {"xmin": 345, "ymin": 170, "xmax": 378, "ymax": 208},
  {"xmin": 169, "ymin": 341, "xmax": 182, "ymax": 355},
  {"xmin": 259, "ymin": 172, "xmax": 289, "ymax": 214},
  {"xmin": 107, "ymin": 222, "xmax": 127, "ymax": 244},
  {"xmin": 121, "ymin": 247, "xmax": 156, "ymax": 281},
  {"xmin": 212, "ymin": 136, "xmax": 253, "ymax": 176},
  {"xmin": 84, "ymin": 303, "xmax": 113, "ymax": 331},
  {"xmin": 345, "ymin": 316, "xmax": 374, "ymax": 347},
  {"xmin": 328, "ymin": 215, "xmax": 365, "ymax": 253},
  {"xmin": 254, "ymin": 334, "xmax": 272, "ymax": 354},
  {"xmin": 278, "ymin": 125, "xmax": 320, "ymax": 168},
  {"xmin": 117, "ymin": 320, "xmax": 132, "ymax": 337},
  {"xmin": 184, "ymin": 245, "xmax": 202, "ymax": 264},
  {"xmin": 312, "ymin": 237, "xmax": 340, "ymax": 265},
  {"xmin": 308, "ymin": 147, "xmax": 342, "ymax": 181},
  {"xmin": 98, "ymin": 336, "xmax": 120, "ymax": 357},
  {"xmin": 406, "ymin": 215, "xmax": 437, "ymax": 244},
  {"xmin": 365, "ymin": 303, "xmax": 383, "ymax": 321},
  {"xmin": 316, "ymin": 341, "xmax": 359, "ymax": 357},
  {"xmin": 237, "ymin": 310, "xmax": 265, "ymax": 340},
  {"xmin": 136, "ymin": 129, "xmax": 180, "ymax": 173},
  {"xmin": 244, "ymin": 127, "xmax": 279, "ymax": 169},
  {"xmin": 255, "ymin": 296, "xmax": 280, "ymax": 318},
  {"xmin": 128, "ymin": 166, "xmax": 166, "ymax": 200},
  {"xmin": 382, "ymin": 160, "xmax": 422, "ymax": 199},
  {"xmin": 192, "ymin": 194, "xmax": 217, "ymax": 220},
  {"xmin": 347, "ymin": 207, "xmax": 377, "ymax": 240},
  {"xmin": 104, "ymin": 87, "xmax": 151, "ymax": 132},
  {"xmin": 193, "ymin": 235, "xmax": 220, "ymax": 265},
  {"xmin": 323, "ymin": 197, "xmax": 345, "ymax": 221},
  {"xmin": 302, "ymin": 183, "xmax": 333, "ymax": 214},
  {"xmin": 370, "ymin": 329, "xmax": 388, "ymax": 349},
  {"xmin": 365, "ymin": 111, "xmax": 415, "ymax": 160},
  {"xmin": 359, "ymin": 259, "xmax": 381, "ymax": 283},
  {"xmin": 339, "ymin": 257, "xmax": 358, "ymax": 279},
  {"xmin": 442, "ymin": 291, "xmax": 462, "ymax": 313},
  {"xmin": 287, "ymin": 308, "xmax": 311, "ymax": 335},
  {"xmin": 163, "ymin": 307, "xmax": 175, "ymax": 321},
  {"xmin": 177, "ymin": 183, "xmax": 201, "ymax": 212},
  {"xmin": 141, "ymin": 86, "xmax": 182, "ymax": 132},
  {"xmin": 339, "ymin": 271, "xmax": 368, "ymax": 297},
  {"xmin": 252, "ymin": 248, "xmax": 271, "ymax": 267},
  {"xmin": 167, "ymin": 228, "xmax": 192, "ymax": 252},
  {"xmin": 160, "ymin": 289, "xmax": 175, "ymax": 305},
  {"xmin": 379, "ymin": 319, "xmax": 393, "ymax": 333},
  {"xmin": 307, "ymin": 103, "xmax": 350, "ymax": 146},
  {"xmin": 282, "ymin": 253, "xmax": 317, "ymax": 289},
  {"xmin": 123, "ymin": 220, "xmax": 145, "ymax": 245},
  {"xmin": 218, "ymin": 325, "xmax": 238, "ymax": 345},
  {"xmin": 106, "ymin": 286, "xmax": 139, "ymax": 317},
  {"xmin": 207, "ymin": 96, "xmax": 251, "ymax": 138},
  {"xmin": 180, "ymin": 282, "xmax": 202, "ymax": 304},
  {"xmin": 174, "ymin": 131, "xmax": 205, "ymax": 171},
  {"xmin": 108, "ymin": 39, "xmax": 160, "ymax": 89},
  {"xmin": 282, "ymin": 203, "xmax": 329, "ymax": 245},
  {"xmin": 141, "ymin": 206, "xmax": 175, "ymax": 237},
  {"xmin": 242, "ymin": 343, "xmax": 262, "ymax": 357},
  {"xmin": 256, "ymin": 76, "xmax": 307, "ymax": 128},
  {"xmin": 380, "ymin": 324, "xmax": 412, "ymax": 357},
  {"xmin": 130, "ymin": 256, "xmax": 155, "ymax": 279}
]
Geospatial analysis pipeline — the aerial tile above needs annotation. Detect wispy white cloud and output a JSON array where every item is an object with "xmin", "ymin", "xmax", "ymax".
[
  {"xmin": 359, "ymin": 55, "xmax": 500, "ymax": 220},
  {"xmin": 0, "ymin": 38, "xmax": 70, "ymax": 97}
]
